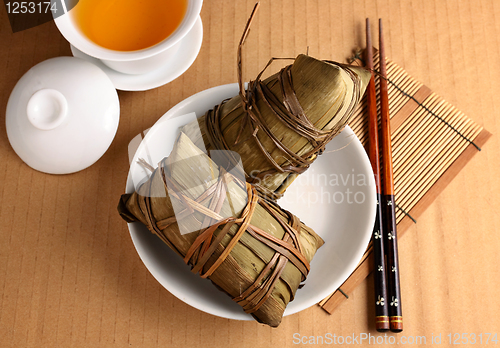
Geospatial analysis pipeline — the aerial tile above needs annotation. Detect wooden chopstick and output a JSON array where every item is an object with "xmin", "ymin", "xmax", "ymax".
[
  {"xmin": 379, "ymin": 18, "xmax": 403, "ymax": 333},
  {"xmin": 365, "ymin": 18, "xmax": 390, "ymax": 333}
]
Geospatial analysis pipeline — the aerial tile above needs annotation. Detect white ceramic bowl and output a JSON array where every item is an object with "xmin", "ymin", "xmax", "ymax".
[
  {"xmin": 54, "ymin": 0, "xmax": 203, "ymax": 74},
  {"xmin": 125, "ymin": 84, "xmax": 376, "ymax": 320}
]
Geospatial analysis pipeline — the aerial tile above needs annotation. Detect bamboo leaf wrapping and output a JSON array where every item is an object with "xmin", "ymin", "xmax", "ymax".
[
  {"xmin": 181, "ymin": 54, "xmax": 370, "ymax": 199},
  {"xmin": 119, "ymin": 133, "xmax": 324, "ymax": 327}
]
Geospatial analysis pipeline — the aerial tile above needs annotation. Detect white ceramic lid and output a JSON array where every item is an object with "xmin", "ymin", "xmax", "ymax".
[{"xmin": 6, "ymin": 57, "xmax": 120, "ymax": 174}]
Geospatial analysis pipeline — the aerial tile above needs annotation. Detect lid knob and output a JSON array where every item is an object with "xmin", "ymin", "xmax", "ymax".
[{"xmin": 26, "ymin": 89, "xmax": 68, "ymax": 130}]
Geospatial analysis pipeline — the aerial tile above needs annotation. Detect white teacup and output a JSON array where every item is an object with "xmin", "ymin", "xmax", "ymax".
[{"xmin": 54, "ymin": 0, "xmax": 203, "ymax": 75}]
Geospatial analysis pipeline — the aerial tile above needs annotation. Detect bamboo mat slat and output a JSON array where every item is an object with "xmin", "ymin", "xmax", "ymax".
[{"xmin": 319, "ymin": 52, "xmax": 491, "ymax": 313}]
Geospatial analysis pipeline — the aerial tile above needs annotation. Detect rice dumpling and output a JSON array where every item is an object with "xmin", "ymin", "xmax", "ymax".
[
  {"xmin": 118, "ymin": 133, "xmax": 324, "ymax": 327},
  {"xmin": 181, "ymin": 54, "xmax": 370, "ymax": 200}
]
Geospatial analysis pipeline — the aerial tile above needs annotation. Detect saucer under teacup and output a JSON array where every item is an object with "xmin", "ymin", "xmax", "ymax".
[{"xmin": 70, "ymin": 17, "xmax": 203, "ymax": 91}]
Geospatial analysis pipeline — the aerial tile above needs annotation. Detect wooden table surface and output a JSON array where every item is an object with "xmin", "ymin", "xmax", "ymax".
[{"xmin": 1, "ymin": 1, "xmax": 499, "ymax": 347}]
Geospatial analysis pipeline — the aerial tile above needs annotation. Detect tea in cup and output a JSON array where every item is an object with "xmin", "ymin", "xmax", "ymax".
[{"xmin": 54, "ymin": 0, "xmax": 203, "ymax": 75}]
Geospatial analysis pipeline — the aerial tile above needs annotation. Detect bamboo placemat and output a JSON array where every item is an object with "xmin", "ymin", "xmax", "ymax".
[{"xmin": 319, "ymin": 51, "xmax": 491, "ymax": 313}]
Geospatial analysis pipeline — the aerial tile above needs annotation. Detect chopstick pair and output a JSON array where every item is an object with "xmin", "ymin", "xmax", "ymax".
[{"xmin": 365, "ymin": 18, "xmax": 403, "ymax": 333}]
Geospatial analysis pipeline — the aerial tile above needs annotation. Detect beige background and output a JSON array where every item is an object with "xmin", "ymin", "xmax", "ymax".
[{"xmin": 1, "ymin": 0, "xmax": 499, "ymax": 347}]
